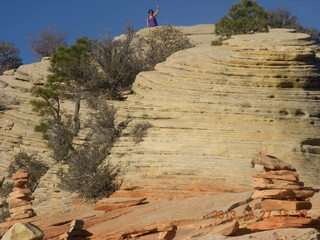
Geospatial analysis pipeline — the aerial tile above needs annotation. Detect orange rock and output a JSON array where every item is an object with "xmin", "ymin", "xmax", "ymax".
[
  {"xmin": 7, "ymin": 199, "xmax": 31, "ymax": 208},
  {"xmin": 254, "ymin": 183, "xmax": 302, "ymax": 190},
  {"xmin": 10, "ymin": 210, "xmax": 34, "ymax": 220},
  {"xmin": 253, "ymin": 172, "xmax": 298, "ymax": 182},
  {"xmin": 254, "ymin": 178, "xmax": 272, "ymax": 185},
  {"xmin": 9, "ymin": 204, "xmax": 33, "ymax": 214},
  {"xmin": 216, "ymin": 221, "xmax": 239, "ymax": 236},
  {"xmin": 261, "ymin": 199, "xmax": 312, "ymax": 211},
  {"xmin": 12, "ymin": 171, "xmax": 29, "ymax": 180},
  {"xmin": 14, "ymin": 178, "xmax": 29, "ymax": 188},
  {"xmin": 272, "ymin": 179, "xmax": 304, "ymax": 186},
  {"xmin": 267, "ymin": 170, "xmax": 299, "ymax": 177},
  {"xmin": 12, "ymin": 188, "xmax": 31, "ymax": 195},
  {"xmin": 248, "ymin": 216, "xmax": 319, "ymax": 231},
  {"xmin": 293, "ymin": 190, "xmax": 315, "ymax": 199},
  {"xmin": 252, "ymin": 189, "xmax": 296, "ymax": 199}
]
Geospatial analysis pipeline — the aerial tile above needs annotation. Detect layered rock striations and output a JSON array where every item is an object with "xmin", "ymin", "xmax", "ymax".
[{"xmin": 109, "ymin": 29, "xmax": 320, "ymax": 197}]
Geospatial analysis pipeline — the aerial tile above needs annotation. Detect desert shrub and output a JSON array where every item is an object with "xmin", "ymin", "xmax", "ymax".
[
  {"xmin": 8, "ymin": 152, "xmax": 49, "ymax": 191},
  {"xmin": 0, "ymin": 41, "xmax": 22, "ymax": 74},
  {"xmin": 131, "ymin": 122, "xmax": 152, "ymax": 144},
  {"xmin": 215, "ymin": 0, "xmax": 268, "ymax": 36},
  {"xmin": 0, "ymin": 90, "xmax": 11, "ymax": 111},
  {"xmin": 211, "ymin": 36, "xmax": 230, "ymax": 46},
  {"xmin": 0, "ymin": 182, "xmax": 13, "ymax": 222},
  {"xmin": 267, "ymin": 8, "xmax": 320, "ymax": 43},
  {"xmin": 58, "ymin": 102, "xmax": 123, "ymax": 199},
  {"xmin": 90, "ymin": 26, "xmax": 147, "ymax": 99},
  {"xmin": 29, "ymin": 27, "xmax": 67, "ymax": 58},
  {"xmin": 143, "ymin": 25, "xmax": 195, "ymax": 68},
  {"xmin": 58, "ymin": 147, "xmax": 121, "ymax": 199}
]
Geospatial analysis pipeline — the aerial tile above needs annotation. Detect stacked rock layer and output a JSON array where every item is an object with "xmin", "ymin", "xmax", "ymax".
[
  {"xmin": 109, "ymin": 29, "xmax": 320, "ymax": 197},
  {"xmin": 249, "ymin": 154, "xmax": 319, "ymax": 230},
  {"xmin": 7, "ymin": 171, "xmax": 35, "ymax": 220}
]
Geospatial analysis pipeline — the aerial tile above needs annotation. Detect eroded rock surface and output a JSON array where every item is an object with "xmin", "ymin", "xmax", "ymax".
[{"xmin": 109, "ymin": 29, "xmax": 320, "ymax": 197}]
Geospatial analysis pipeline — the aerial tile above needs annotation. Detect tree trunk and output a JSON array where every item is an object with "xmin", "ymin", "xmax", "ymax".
[{"xmin": 74, "ymin": 96, "xmax": 81, "ymax": 135}]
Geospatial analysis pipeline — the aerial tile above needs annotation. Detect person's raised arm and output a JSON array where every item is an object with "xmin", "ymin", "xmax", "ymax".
[{"xmin": 154, "ymin": 5, "xmax": 160, "ymax": 16}]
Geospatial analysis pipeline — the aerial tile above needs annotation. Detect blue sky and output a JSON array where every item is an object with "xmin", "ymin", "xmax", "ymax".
[{"xmin": 1, "ymin": 0, "xmax": 320, "ymax": 64}]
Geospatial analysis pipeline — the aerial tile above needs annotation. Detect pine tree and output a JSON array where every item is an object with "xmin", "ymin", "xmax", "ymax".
[{"xmin": 215, "ymin": 0, "xmax": 268, "ymax": 36}]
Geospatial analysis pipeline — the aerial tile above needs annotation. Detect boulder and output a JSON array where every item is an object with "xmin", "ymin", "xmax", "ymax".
[{"xmin": 2, "ymin": 222, "xmax": 44, "ymax": 240}]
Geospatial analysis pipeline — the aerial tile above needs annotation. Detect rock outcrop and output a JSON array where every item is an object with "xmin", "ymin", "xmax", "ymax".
[
  {"xmin": 108, "ymin": 28, "xmax": 320, "ymax": 197},
  {"xmin": 2, "ymin": 222, "xmax": 44, "ymax": 240}
]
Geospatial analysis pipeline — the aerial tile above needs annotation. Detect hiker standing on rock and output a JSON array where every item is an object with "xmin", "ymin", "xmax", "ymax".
[{"xmin": 147, "ymin": 5, "xmax": 160, "ymax": 27}]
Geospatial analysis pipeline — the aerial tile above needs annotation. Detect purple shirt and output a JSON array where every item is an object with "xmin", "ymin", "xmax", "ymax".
[{"xmin": 148, "ymin": 16, "xmax": 158, "ymax": 27}]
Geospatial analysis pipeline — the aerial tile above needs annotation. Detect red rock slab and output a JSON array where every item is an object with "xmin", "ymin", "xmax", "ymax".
[
  {"xmin": 248, "ymin": 216, "xmax": 320, "ymax": 231},
  {"xmin": 254, "ymin": 178, "xmax": 272, "ymax": 185},
  {"xmin": 251, "ymin": 154, "xmax": 296, "ymax": 171},
  {"xmin": 12, "ymin": 187, "xmax": 32, "ymax": 194},
  {"xmin": 7, "ymin": 198, "xmax": 31, "ymax": 208},
  {"xmin": 14, "ymin": 178, "xmax": 29, "ymax": 188},
  {"xmin": 254, "ymin": 183, "xmax": 302, "ymax": 190},
  {"xmin": 293, "ymin": 190, "xmax": 316, "ymax": 199},
  {"xmin": 261, "ymin": 199, "xmax": 312, "ymax": 211},
  {"xmin": 252, "ymin": 189, "xmax": 296, "ymax": 199},
  {"xmin": 10, "ymin": 210, "xmax": 34, "ymax": 220},
  {"xmin": 12, "ymin": 171, "xmax": 29, "ymax": 180},
  {"xmin": 8, "ymin": 191, "xmax": 31, "ymax": 200},
  {"xmin": 266, "ymin": 170, "xmax": 299, "ymax": 177},
  {"xmin": 211, "ymin": 221, "xmax": 239, "ymax": 236},
  {"xmin": 253, "ymin": 172, "xmax": 298, "ymax": 182},
  {"xmin": 272, "ymin": 179, "xmax": 304, "ymax": 186},
  {"xmin": 94, "ymin": 197, "xmax": 147, "ymax": 212},
  {"xmin": 9, "ymin": 204, "xmax": 33, "ymax": 214}
]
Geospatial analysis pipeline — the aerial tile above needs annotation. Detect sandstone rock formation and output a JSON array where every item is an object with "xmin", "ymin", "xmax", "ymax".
[
  {"xmin": 108, "ymin": 29, "xmax": 320, "ymax": 197},
  {"xmin": 2, "ymin": 222, "xmax": 44, "ymax": 240},
  {"xmin": 7, "ymin": 171, "xmax": 35, "ymax": 220}
]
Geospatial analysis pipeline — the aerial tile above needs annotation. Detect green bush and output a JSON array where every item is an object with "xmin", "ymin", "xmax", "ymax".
[
  {"xmin": 215, "ymin": 0, "xmax": 268, "ymax": 36},
  {"xmin": 211, "ymin": 37, "xmax": 230, "ymax": 46},
  {"xmin": 143, "ymin": 25, "xmax": 195, "ymax": 68},
  {"xmin": 8, "ymin": 152, "xmax": 49, "ymax": 191},
  {"xmin": 0, "ymin": 41, "xmax": 22, "ymax": 74}
]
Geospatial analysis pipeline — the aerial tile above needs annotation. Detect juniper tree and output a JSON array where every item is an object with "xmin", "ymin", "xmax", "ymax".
[
  {"xmin": 215, "ymin": 0, "xmax": 268, "ymax": 36},
  {"xmin": 0, "ymin": 41, "xmax": 22, "ymax": 74}
]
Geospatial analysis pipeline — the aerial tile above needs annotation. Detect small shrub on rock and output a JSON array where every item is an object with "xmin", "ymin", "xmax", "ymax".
[
  {"xmin": 131, "ymin": 122, "xmax": 152, "ymax": 144},
  {"xmin": 0, "ymin": 182, "xmax": 14, "ymax": 222},
  {"xmin": 59, "ymin": 147, "xmax": 121, "ymax": 199},
  {"xmin": 8, "ymin": 152, "xmax": 49, "ymax": 191},
  {"xmin": 215, "ymin": 0, "xmax": 268, "ymax": 36},
  {"xmin": 143, "ymin": 25, "xmax": 195, "ymax": 68}
]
